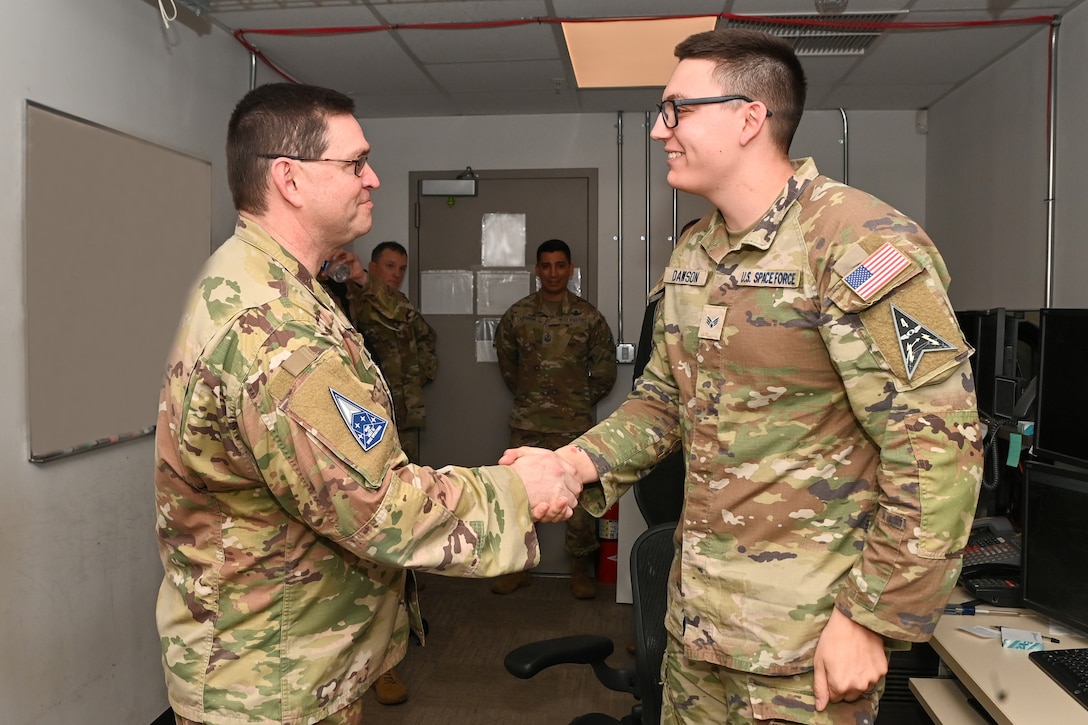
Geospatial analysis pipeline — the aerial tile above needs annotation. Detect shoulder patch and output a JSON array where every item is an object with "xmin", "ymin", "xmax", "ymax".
[
  {"xmin": 844, "ymin": 242, "xmax": 911, "ymax": 301},
  {"xmin": 858, "ymin": 275, "xmax": 963, "ymax": 387},
  {"xmin": 331, "ymin": 388, "xmax": 389, "ymax": 451},
  {"xmin": 890, "ymin": 305, "xmax": 957, "ymax": 380}
]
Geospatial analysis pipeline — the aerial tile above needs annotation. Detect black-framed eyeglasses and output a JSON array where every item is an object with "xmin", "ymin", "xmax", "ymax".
[
  {"xmin": 656, "ymin": 95, "xmax": 773, "ymax": 129},
  {"xmin": 257, "ymin": 153, "xmax": 369, "ymax": 177}
]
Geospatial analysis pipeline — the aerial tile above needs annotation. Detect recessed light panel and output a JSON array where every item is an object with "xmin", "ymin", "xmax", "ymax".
[{"xmin": 562, "ymin": 16, "xmax": 717, "ymax": 88}]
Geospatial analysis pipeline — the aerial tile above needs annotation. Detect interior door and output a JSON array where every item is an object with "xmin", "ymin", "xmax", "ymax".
[{"xmin": 411, "ymin": 169, "xmax": 599, "ymax": 572}]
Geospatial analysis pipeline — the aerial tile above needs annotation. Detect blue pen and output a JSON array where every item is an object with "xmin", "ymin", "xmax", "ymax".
[{"xmin": 943, "ymin": 604, "xmax": 1021, "ymax": 616}]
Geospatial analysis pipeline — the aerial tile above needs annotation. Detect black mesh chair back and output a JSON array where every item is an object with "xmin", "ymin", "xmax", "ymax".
[{"xmin": 629, "ymin": 522, "xmax": 677, "ymax": 725}]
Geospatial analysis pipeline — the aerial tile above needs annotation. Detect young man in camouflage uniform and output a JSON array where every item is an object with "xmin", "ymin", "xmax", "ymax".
[
  {"xmin": 345, "ymin": 241, "xmax": 436, "ymax": 466},
  {"xmin": 154, "ymin": 83, "xmax": 581, "ymax": 725},
  {"xmin": 493, "ymin": 239, "xmax": 618, "ymax": 599},
  {"xmin": 508, "ymin": 30, "xmax": 983, "ymax": 724}
]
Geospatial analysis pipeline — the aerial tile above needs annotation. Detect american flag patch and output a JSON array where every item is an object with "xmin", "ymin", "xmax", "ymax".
[{"xmin": 844, "ymin": 243, "xmax": 911, "ymax": 300}]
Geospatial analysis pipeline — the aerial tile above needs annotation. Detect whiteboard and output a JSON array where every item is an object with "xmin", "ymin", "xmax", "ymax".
[{"xmin": 25, "ymin": 103, "xmax": 211, "ymax": 461}]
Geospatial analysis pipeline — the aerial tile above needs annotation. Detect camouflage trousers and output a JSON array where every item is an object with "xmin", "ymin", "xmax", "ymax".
[
  {"xmin": 661, "ymin": 630, "xmax": 885, "ymax": 725},
  {"xmin": 509, "ymin": 428, "xmax": 599, "ymax": 557},
  {"xmin": 174, "ymin": 695, "xmax": 364, "ymax": 725}
]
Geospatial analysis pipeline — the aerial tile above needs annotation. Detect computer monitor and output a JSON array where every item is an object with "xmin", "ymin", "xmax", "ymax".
[
  {"xmin": 956, "ymin": 308, "xmax": 1035, "ymax": 421},
  {"xmin": 1022, "ymin": 461, "xmax": 1088, "ymax": 636},
  {"xmin": 1033, "ymin": 308, "xmax": 1088, "ymax": 468}
]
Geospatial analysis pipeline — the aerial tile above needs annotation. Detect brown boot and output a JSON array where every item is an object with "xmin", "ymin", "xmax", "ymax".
[
  {"xmin": 373, "ymin": 667, "xmax": 408, "ymax": 705},
  {"xmin": 570, "ymin": 555, "xmax": 597, "ymax": 600},
  {"xmin": 491, "ymin": 571, "xmax": 531, "ymax": 594}
]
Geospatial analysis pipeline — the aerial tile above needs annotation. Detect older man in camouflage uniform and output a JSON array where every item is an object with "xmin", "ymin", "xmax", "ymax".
[
  {"xmin": 509, "ymin": 30, "xmax": 983, "ymax": 724},
  {"xmin": 155, "ymin": 83, "xmax": 580, "ymax": 725},
  {"xmin": 493, "ymin": 239, "xmax": 617, "ymax": 599}
]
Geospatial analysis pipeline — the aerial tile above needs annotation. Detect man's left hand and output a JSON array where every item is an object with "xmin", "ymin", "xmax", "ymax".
[{"xmin": 813, "ymin": 607, "xmax": 887, "ymax": 711}]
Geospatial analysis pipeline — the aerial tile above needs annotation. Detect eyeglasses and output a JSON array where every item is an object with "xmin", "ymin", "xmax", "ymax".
[
  {"xmin": 656, "ymin": 95, "xmax": 773, "ymax": 129},
  {"xmin": 258, "ymin": 153, "xmax": 369, "ymax": 177}
]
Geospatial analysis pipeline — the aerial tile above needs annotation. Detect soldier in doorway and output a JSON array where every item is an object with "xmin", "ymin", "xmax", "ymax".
[{"xmin": 493, "ymin": 238, "xmax": 618, "ymax": 599}]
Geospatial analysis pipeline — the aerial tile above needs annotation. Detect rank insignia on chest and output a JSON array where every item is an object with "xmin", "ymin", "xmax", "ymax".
[
  {"xmin": 330, "ymin": 388, "xmax": 388, "ymax": 451},
  {"xmin": 844, "ymin": 242, "xmax": 911, "ymax": 301},
  {"xmin": 892, "ymin": 305, "xmax": 957, "ymax": 380},
  {"xmin": 699, "ymin": 305, "xmax": 727, "ymax": 340}
]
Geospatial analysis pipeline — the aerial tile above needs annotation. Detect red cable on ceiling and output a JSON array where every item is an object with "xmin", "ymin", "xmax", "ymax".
[{"xmin": 231, "ymin": 12, "xmax": 1059, "ymax": 85}]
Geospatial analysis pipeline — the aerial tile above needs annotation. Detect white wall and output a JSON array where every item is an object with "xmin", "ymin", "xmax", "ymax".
[{"xmin": 0, "ymin": 2, "xmax": 247, "ymax": 723}]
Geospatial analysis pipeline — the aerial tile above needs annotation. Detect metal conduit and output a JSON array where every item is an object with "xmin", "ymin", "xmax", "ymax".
[
  {"xmin": 672, "ymin": 188, "xmax": 679, "ymax": 250},
  {"xmin": 840, "ymin": 108, "xmax": 849, "ymax": 185},
  {"xmin": 249, "ymin": 52, "xmax": 257, "ymax": 90},
  {"xmin": 645, "ymin": 111, "xmax": 652, "ymax": 297},
  {"xmin": 615, "ymin": 111, "xmax": 625, "ymax": 343},
  {"xmin": 1045, "ymin": 19, "xmax": 1061, "ymax": 307}
]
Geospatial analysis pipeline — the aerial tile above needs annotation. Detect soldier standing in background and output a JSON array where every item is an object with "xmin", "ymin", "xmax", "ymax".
[
  {"xmin": 325, "ymin": 241, "xmax": 437, "ymax": 466},
  {"xmin": 493, "ymin": 238, "xmax": 617, "ymax": 599},
  {"xmin": 154, "ymin": 82, "xmax": 581, "ymax": 725}
]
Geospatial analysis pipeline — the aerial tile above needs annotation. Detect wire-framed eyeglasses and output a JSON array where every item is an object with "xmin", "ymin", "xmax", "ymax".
[
  {"xmin": 656, "ymin": 95, "xmax": 773, "ymax": 129},
  {"xmin": 258, "ymin": 153, "xmax": 369, "ymax": 177}
]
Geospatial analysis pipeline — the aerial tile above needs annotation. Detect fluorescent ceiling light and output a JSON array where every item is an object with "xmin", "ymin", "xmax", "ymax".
[{"xmin": 563, "ymin": 16, "xmax": 718, "ymax": 88}]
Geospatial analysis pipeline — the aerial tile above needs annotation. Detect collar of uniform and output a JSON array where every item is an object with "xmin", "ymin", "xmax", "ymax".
[
  {"xmin": 532, "ymin": 289, "xmax": 574, "ymax": 315},
  {"xmin": 360, "ymin": 278, "xmax": 411, "ymax": 320},
  {"xmin": 697, "ymin": 157, "xmax": 819, "ymax": 264},
  {"xmin": 232, "ymin": 216, "xmax": 342, "ymax": 315}
]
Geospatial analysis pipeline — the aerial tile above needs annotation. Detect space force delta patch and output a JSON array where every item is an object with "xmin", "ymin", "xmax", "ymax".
[
  {"xmin": 330, "ymin": 388, "xmax": 388, "ymax": 451},
  {"xmin": 891, "ymin": 305, "xmax": 956, "ymax": 380}
]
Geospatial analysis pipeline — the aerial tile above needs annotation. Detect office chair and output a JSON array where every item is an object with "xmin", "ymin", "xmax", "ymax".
[
  {"xmin": 503, "ymin": 521, "xmax": 675, "ymax": 724},
  {"xmin": 632, "ymin": 452, "xmax": 685, "ymax": 528}
]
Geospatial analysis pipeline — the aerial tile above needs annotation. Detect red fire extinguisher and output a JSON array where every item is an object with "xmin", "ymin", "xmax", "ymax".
[{"xmin": 597, "ymin": 503, "xmax": 620, "ymax": 584}]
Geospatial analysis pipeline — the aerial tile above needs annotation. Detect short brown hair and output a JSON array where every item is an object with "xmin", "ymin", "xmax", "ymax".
[
  {"xmin": 675, "ymin": 29, "xmax": 806, "ymax": 153},
  {"xmin": 226, "ymin": 83, "xmax": 356, "ymax": 214},
  {"xmin": 371, "ymin": 241, "xmax": 407, "ymax": 262}
]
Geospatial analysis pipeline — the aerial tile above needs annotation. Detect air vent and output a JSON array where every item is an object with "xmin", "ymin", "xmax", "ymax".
[{"xmin": 721, "ymin": 13, "xmax": 906, "ymax": 56}]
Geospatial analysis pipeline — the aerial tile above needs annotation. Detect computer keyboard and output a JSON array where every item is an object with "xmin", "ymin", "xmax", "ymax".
[{"xmin": 1029, "ymin": 647, "xmax": 1088, "ymax": 710}]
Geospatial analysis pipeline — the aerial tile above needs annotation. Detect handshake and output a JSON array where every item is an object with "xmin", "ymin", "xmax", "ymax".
[{"xmin": 501, "ymin": 445, "xmax": 598, "ymax": 523}]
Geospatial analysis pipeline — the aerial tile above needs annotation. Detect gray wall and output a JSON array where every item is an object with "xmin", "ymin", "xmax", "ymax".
[
  {"xmin": 927, "ymin": 8, "xmax": 1087, "ymax": 310},
  {"xmin": 0, "ymin": 0, "xmax": 1082, "ymax": 722}
]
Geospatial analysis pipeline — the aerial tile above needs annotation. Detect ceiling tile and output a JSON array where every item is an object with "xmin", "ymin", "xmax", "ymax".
[{"xmin": 426, "ymin": 58, "xmax": 568, "ymax": 93}]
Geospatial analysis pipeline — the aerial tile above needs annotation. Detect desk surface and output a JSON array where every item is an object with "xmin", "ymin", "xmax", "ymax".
[{"xmin": 927, "ymin": 597, "xmax": 1088, "ymax": 725}]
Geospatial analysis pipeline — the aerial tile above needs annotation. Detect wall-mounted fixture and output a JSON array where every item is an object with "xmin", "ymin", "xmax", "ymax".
[{"xmin": 420, "ymin": 166, "xmax": 478, "ymax": 197}]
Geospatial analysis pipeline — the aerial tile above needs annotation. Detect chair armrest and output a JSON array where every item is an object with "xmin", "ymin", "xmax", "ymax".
[
  {"xmin": 504, "ymin": 635, "xmax": 614, "ymax": 678},
  {"xmin": 504, "ymin": 634, "xmax": 639, "ymax": 697}
]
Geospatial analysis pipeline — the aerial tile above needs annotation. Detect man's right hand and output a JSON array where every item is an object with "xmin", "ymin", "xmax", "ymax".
[{"xmin": 506, "ymin": 447, "xmax": 583, "ymax": 523}]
